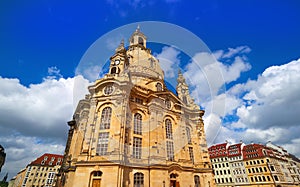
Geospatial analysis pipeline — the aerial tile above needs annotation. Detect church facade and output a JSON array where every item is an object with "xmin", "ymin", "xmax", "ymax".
[{"xmin": 58, "ymin": 27, "xmax": 215, "ymax": 187}]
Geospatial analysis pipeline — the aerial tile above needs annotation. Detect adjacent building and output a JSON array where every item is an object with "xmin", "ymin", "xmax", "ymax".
[
  {"xmin": 14, "ymin": 153, "xmax": 63, "ymax": 187},
  {"xmin": 228, "ymin": 142, "xmax": 248, "ymax": 186},
  {"xmin": 57, "ymin": 27, "xmax": 215, "ymax": 187},
  {"xmin": 243, "ymin": 143, "xmax": 275, "ymax": 186},
  {"xmin": 209, "ymin": 142, "xmax": 233, "ymax": 186},
  {"xmin": 209, "ymin": 141, "xmax": 300, "ymax": 187}
]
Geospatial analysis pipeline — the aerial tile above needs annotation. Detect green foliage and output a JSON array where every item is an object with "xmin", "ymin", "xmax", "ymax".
[{"xmin": 0, "ymin": 181, "xmax": 8, "ymax": 187}]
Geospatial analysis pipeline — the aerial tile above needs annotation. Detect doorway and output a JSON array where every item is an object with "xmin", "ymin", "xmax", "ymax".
[{"xmin": 92, "ymin": 179, "xmax": 101, "ymax": 187}]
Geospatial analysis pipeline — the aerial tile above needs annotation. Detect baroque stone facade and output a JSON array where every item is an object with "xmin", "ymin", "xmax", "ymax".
[{"xmin": 58, "ymin": 27, "xmax": 215, "ymax": 187}]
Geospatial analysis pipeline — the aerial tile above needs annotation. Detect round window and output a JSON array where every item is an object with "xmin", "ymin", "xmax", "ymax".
[{"xmin": 104, "ymin": 85, "xmax": 114, "ymax": 95}]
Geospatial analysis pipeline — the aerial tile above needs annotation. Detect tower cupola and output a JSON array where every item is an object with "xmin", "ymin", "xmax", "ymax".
[{"xmin": 129, "ymin": 25, "xmax": 147, "ymax": 48}]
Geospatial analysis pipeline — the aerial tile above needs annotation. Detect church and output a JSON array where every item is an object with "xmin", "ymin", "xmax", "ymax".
[{"xmin": 57, "ymin": 27, "xmax": 215, "ymax": 187}]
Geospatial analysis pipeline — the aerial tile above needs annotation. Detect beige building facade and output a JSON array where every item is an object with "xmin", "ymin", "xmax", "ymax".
[
  {"xmin": 58, "ymin": 27, "xmax": 215, "ymax": 187},
  {"xmin": 12, "ymin": 153, "xmax": 63, "ymax": 187}
]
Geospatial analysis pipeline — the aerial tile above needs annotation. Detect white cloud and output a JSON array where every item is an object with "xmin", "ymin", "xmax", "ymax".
[
  {"xmin": 0, "ymin": 73, "xmax": 90, "ymax": 179},
  {"xmin": 221, "ymin": 46, "xmax": 251, "ymax": 59},
  {"xmin": 184, "ymin": 46, "xmax": 251, "ymax": 118},
  {"xmin": 46, "ymin": 66, "xmax": 62, "ymax": 80},
  {"xmin": 206, "ymin": 58, "xmax": 300, "ymax": 158},
  {"xmin": 156, "ymin": 46, "xmax": 180, "ymax": 78},
  {"xmin": 236, "ymin": 58, "xmax": 300, "ymax": 129},
  {"xmin": 185, "ymin": 46, "xmax": 299, "ymax": 158}
]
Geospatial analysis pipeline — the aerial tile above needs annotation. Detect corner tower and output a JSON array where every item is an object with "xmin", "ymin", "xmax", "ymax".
[{"xmin": 58, "ymin": 27, "xmax": 215, "ymax": 187}]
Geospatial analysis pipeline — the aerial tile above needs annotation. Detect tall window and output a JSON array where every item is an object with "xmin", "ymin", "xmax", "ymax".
[
  {"xmin": 183, "ymin": 96, "xmax": 187, "ymax": 104},
  {"xmin": 165, "ymin": 119, "xmax": 173, "ymax": 139},
  {"xmin": 100, "ymin": 107, "xmax": 112, "ymax": 129},
  {"xmin": 189, "ymin": 147, "xmax": 194, "ymax": 163},
  {"xmin": 134, "ymin": 172, "xmax": 144, "ymax": 187},
  {"xmin": 186, "ymin": 127, "xmax": 192, "ymax": 144},
  {"xmin": 97, "ymin": 132, "xmax": 109, "ymax": 155},
  {"xmin": 133, "ymin": 137, "xmax": 142, "ymax": 159},
  {"xmin": 194, "ymin": 175, "xmax": 200, "ymax": 187},
  {"xmin": 134, "ymin": 113, "xmax": 142, "ymax": 135},
  {"xmin": 166, "ymin": 141, "xmax": 174, "ymax": 161},
  {"xmin": 156, "ymin": 83, "xmax": 162, "ymax": 91}
]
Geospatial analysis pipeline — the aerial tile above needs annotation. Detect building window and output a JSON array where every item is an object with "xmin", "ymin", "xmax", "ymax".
[
  {"xmin": 270, "ymin": 166, "xmax": 275, "ymax": 171},
  {"xmin": 111, "ymin": 66, "xmax": 117, "ymax": 74},
  {"xmin": 104, "ymin": 85, "xmax": 114, "ymax": 95},
  {"xmin": 96, "ymin": 132, "xmax": 109, "ymax": 155},
  {"xmin": 189, "ymin": 147, "xmax": 194, "ymax": 163},
  {"xmin": 186, "ymin": 127, "xmax": 192, "ymax": 144},
  {"xmin": 93, "ymin": 171, "xmax": 102, "ymax": 177},
  {"xmin": 183, "ymin": 96, "xmax": 187, "ymax": 104},
  {"xmin": 156, "ymin": 83, "xmax": 162, "ymax": 91},
  {"xmin": 133, "ymin": 137, "xmax": 142, "ymax": 159},
  {"xmin": 166, "ymin": 141, "xmax": 174, "ymax": 161},
  {"xmin": 135, "ymin": 97, "xmax": 143, "ymax": 104},
  {"xmin": 165, "ymin": 119, "xmax": 173, "ymax": 139},
  {"xmin": 100, "ymin": 107, "xmax": 112, "ymax": 129},
  {"xmin": 138, "ymin": 37, "xmax": 144, "ymax": 46},
  {"xmin": 134, "ymin": 172, "xmax": 144, "ymax": 187},
  {"xmin": 91, "ymin": 171, "xmax": 102, "ymax": 187},
  {"xmin": 165, "ymin": 99, "xmax": 171, "ymax": 109},
  {"xmin": 194, "ymin": 175, "xmax": 200, "ymax": 187},
  {"xmin": 134, "ymin": 113, "xmax": 142, "ymax": 135}
]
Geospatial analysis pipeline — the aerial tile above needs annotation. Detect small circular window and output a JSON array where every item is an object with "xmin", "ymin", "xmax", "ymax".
[{"xmin": 104, "ymin": 85, "xmax": 114, "ymax": 95}]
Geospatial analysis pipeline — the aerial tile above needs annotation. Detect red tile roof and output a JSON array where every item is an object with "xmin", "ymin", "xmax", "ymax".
[
  {"xmin": 29, "ymin": 153, "xmax": 64, "ymax": 167},
  {"xmin": 227, "ymin": 143, "xmax": 243, "ymax": 157},
  {"xmin": 208, "ymin": 142, "xmax": 229, "ymax": 158}
]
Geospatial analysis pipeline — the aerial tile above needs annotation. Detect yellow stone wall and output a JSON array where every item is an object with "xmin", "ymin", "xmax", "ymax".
[{"xmin": 59, "ymin": 28, "xmax": 215, "ymax": 187}]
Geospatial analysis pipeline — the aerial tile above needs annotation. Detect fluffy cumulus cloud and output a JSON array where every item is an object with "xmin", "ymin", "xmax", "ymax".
[
  {"xmin": 182, "ymin": 46, "xmax": 300, "ymax": 157},
  {"xmin": 0, "ymin": 73, "xmax": 89, "ymax": 178},
  {"xmin": 228, "ymin": 59, "xmax": 300, "ymax": 155},
  {"xmin": 155, "ymin": 46, "xmax": 181, "ymax": 78}
]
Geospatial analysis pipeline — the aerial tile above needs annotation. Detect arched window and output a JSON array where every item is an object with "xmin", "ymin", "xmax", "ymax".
[
  {"xmin": 100, "ymin": 107, "xmax": 112, "ymax": 129},
  {"xmin": 138, "ymin": 37, "xmax": 144, "ymax": 46},
  {"xmin": 92, "ymin": 171, "xmax": 102, "ymax": 177},
  {"xmin": 194, "ymin": 175, "xmax": 200, "ymax": 187},
  {"xmin": 134, "ymin": 113, "xmax": 142, "ymax": 135},
  {"xmin": 156, "ymin": 83, "xmax": 162, "ymax": 91},
  {"xmin": 134, "ymin": 172, "xmax": 144, "ymax": 187},
  {"xmin": 186, "ymin": 127, "xmax": 192, "ymax": 144},
  {"xmin": 165, "ymin": 119, "xmax": 173, "ymax": 139},
  {"xmin": 170, "ymin": 173, "xmax": 177, "ymax": 179},
  {"xmin": 111, "ymin": 67, "xmax": 117, "ymax": 74}
]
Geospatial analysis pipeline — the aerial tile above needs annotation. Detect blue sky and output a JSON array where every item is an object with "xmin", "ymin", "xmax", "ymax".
[{"xmin": 1, "ymin": 0, "xmax": 300, "ymax": 179}]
